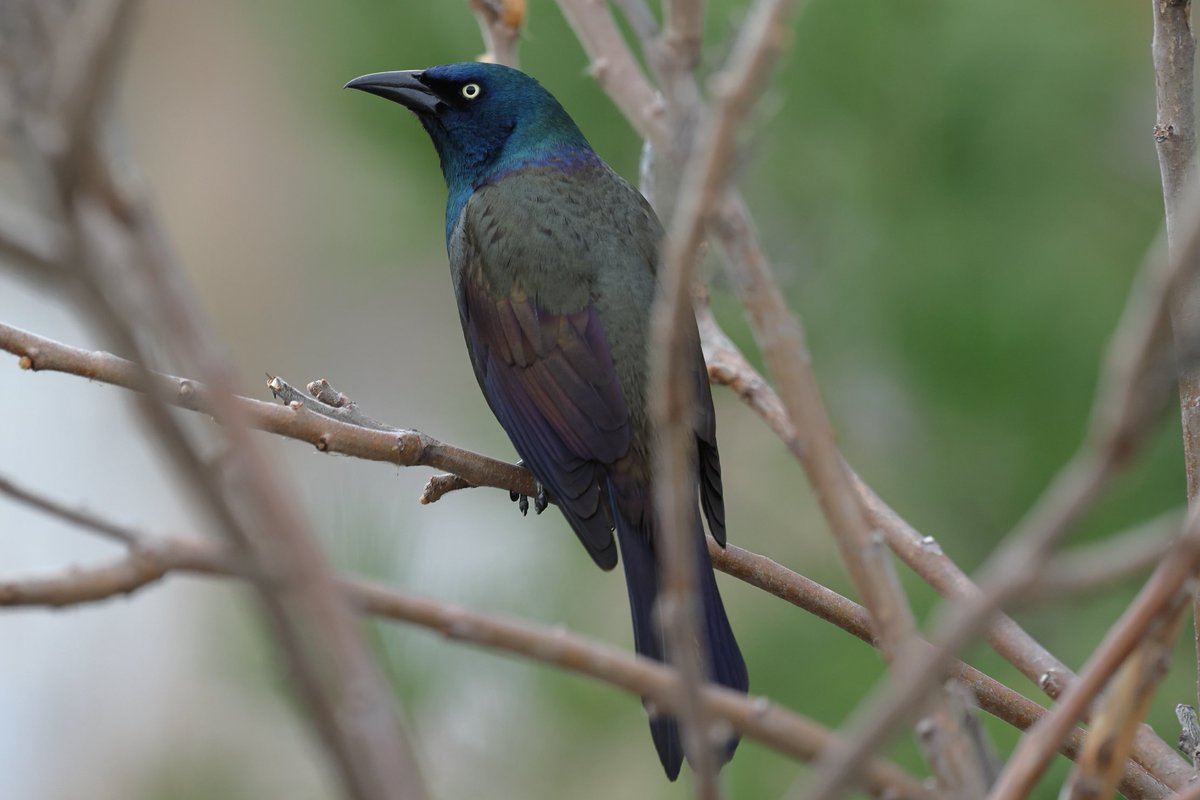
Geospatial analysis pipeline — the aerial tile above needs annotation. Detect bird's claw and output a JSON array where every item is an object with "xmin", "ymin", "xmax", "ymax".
[
  {"xmin": 509, "ymin": 488, "xmax": 531, "ymax": 516},
  {"xmin": 509, "ymin": 466, "xmax": 546, "ymax": 517}
]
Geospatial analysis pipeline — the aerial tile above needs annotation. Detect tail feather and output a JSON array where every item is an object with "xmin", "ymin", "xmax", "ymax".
[{"xmin": 611, "ymin": 489, "xmax": 748, "ymax": 780}]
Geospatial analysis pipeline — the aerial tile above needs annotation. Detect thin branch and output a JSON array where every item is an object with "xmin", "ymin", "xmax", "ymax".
[
  {"xmin": 0, "ymin": 315, "xmax": 1181, "ymax": 795},
  {"xmin": 555, "ymin": 0, "xmax": 668, "ymax": 147},
  {"xmin": 0, "ymin": 473, "xmax": 139, "ymax": 547},
  {"xmin": 1029, "ymin": 509, "xmax": 1184, "ymax": 598},
  {"xmin": 552, "ymin": 1, "xmax": 1194, "ymax": 791},
  {"xmin": 709, "ymin": 538, "xmax": 1166, "ymax": 799},
  {"xmin": 469, "ymin": 0, "xmax": 524, "ymax": 68},
  {"xmin": 0, "ymin": 194, "xmax": 65, "ymax": 283}
]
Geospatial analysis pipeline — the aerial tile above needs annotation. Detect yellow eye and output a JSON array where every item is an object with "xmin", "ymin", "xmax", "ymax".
[{"xmin": 461, "ymin": 83, "xmax": 482, "ymax": 100}]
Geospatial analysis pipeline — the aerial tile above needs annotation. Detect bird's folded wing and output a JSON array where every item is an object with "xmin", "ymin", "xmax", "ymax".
[{"xmin": 459, "ymin": 267, "xmax": 629, "ymax": 570}]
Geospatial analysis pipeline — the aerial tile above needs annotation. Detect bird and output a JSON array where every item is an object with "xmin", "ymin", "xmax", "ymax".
[{"xmin": 346, "ymin": 62, "xmax": 748, "ymax": 779}]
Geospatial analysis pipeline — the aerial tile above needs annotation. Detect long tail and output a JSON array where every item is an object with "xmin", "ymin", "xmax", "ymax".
[{"xmin": 611, "ymin": 490, "xmax": 749, "ymax": 780}]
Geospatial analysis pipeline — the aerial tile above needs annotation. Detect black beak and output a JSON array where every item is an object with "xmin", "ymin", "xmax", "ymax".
[{"xmin": 344, "ymin": 70, "xmax": 443, "ymax": 114}]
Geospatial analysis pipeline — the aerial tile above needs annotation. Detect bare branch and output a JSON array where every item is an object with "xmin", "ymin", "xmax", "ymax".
[
  {"xmin": 1030, "ymin": 510, "xmax": 1184, "ymax": 598},
  {"xmin": 0, "ymin": 478, "xmax": 935, "ymax": 800},
  {"xmin": 555, "ymin": 0, "xmax": 667, "ymax": 146},
  {"xmin": 469, "ymin": 0, "xmax": 524, "ymax": 68},
  {"xmin": 0, "ymin": 193, "xmax": 65, "ymax": 283},
  {"xmin": 0, "ymin": 473, "xmax": 140, "ymax": 547},
  {"xmin": 2, "ymin": 465, "xmax": 1172, "ymax": 798}
]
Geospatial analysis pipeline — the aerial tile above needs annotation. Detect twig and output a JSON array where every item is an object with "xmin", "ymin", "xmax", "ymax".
[
  {"xmin": 0, "ymin": 194, "xmax": 65, "ymax": 283},
  {"xmin": 469, "ymin": 0, "xmax": 524, "ymax": 68},
  {"xmin": 554, "ymin": 0, "xmax": 668, "ymax": 147},
  {"xmin": 0, "ymin": 477, "xmax": 935, "ymax": 800},
  {"xmin": 1177, "ymin": 704, "xmax": 1200, "ymax": 767},
  {"xmin": 268, "ymin": 376, "xmax": 395, "ymax": 432},
  {"xmin": 850, "ymin": 471, "xmax": 1192, "ymax": 791},
  {"xmin": 0, "ymin": 473, "xmax": 139, "ymax": 547},
  {"xmin": 553, "ymin": 0, "xmax": 1190, "ymax": 791},
  {"xmin": 1029, "ymin": 510, "xmax": 1184, "ymax": 598},
  {"xmin": 710, "ymin": 539, "xmax": 1166, "ymax": 799}
]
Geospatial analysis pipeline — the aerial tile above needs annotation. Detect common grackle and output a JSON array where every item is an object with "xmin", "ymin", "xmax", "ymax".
[{"xmin": 346, "ymin": 63, "xmax": 748, "ymax": 779}]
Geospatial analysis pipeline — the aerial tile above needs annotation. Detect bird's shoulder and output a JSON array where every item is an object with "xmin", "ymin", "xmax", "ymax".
[{"xmin": 452, "ymin": 160, "xmax": 661, "ymax": 309}]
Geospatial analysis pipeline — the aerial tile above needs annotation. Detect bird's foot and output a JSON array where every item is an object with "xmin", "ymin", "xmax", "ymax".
[
  {"xmin": 509, "ymin": 461, "xmax": 547, "ymax": 516},
  {"xmin": 510, "ymin": 489, "xmax": 530, "ymax": 516}
]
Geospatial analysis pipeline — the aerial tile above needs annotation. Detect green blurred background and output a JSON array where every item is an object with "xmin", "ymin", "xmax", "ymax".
[{"xmin": 0, "ymin": 0, "xmax": 1188, "ymax": 798}]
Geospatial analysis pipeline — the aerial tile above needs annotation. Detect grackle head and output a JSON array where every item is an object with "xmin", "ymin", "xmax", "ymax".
[{"xmin": 346, "ymin": 62, "xmax": 593, "ymax": 190}]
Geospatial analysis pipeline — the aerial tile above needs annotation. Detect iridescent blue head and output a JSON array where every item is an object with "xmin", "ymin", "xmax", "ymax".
[{"xmin": 347, "ymin": 63, "xmax": 599, "ymax": 231}]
